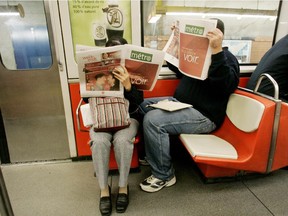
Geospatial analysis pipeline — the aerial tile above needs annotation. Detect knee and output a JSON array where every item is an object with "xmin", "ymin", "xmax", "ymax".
[
  {"xmin": 113, "ymin": 136, "xmax": 134, "ymax": 147},
  {"xmin": 90, "ymin": 136, "xmax": 111, "ymax": 151},
  {"xmin": 113, "ymin": 137, "xmax": 134, "ymax": 154},
  {"xmin": 143, "ymin": 111, "xmax": 158, "ymax": 128}
]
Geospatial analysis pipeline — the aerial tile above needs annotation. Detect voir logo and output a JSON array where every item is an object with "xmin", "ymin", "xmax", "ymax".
[
  {"xmin": 130, "ymin": 50, "xmax": 153, "ymax": 62},
  {"xmin": 185, "ymin": 25, "xmax": 204, "ymax": 36}
]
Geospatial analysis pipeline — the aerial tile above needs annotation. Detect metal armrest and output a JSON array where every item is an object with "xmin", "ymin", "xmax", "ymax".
[
  {"xmin": 254, "ymin": 74, "xmax": 283, "ymax": 173},
  {"xmin": 254, "ymin": 73, "xmax": 279, "ymax": 100}
]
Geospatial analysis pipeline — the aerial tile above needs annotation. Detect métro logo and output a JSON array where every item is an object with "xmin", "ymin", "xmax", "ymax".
[
  {"xmin": 185, "ymin": 25, "xmax": 204, "ymax": 35},
  {"xmin": 130, "ymin": 50, "xmax": 153, "ymax": 62}
]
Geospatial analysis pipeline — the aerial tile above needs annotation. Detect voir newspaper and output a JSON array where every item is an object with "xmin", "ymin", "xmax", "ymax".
[
  {"xmin": 76, "ymin": 44, "xmax": 165, "ymax": 97},
  {"xmin": 163, "ymin": 19, "xmax": 217, "ymax": 80}
]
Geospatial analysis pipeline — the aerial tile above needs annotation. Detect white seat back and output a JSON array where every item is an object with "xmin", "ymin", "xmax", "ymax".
[{"xmin": 226, "ymin": 93, "xmax": 265, "ymax": 132}]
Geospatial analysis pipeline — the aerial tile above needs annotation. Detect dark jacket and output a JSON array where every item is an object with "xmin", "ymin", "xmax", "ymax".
[
  {"xmin": 124, "ymin": 85, "xmax": 144, "ymax": 121},
  {"xmin": 246, "ymin": 34, "xmax": 288, "ymax": 101},
  {"xmin": 170, "ymin": 47, "xmax": 240, "ymax": 127}
]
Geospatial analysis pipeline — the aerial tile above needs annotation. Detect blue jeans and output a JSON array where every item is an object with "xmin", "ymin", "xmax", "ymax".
[{"xmin": 139, "ymin": 97, "xmax": 216, "ymax": 180}]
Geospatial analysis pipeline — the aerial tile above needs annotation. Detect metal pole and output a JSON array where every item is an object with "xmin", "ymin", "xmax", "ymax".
[{"xmin": 0, "ymin": 166, "xmax": 14, "ymax": 216}]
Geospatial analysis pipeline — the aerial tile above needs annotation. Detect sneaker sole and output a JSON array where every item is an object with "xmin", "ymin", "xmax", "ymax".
[
  {"xmin": 140, "ymin": 176, "xmax": 176, "ymax": 193},
  {"xmin": 166, "ymin": 176, "xmax": 176, "ymax": 187}
]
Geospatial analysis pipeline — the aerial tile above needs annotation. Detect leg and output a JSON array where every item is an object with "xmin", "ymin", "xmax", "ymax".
[
  {"xmin": 113, "ymin": 118, "xmax": 139, "ymax": 213},
  {"xmin": 89, "ymin": 129, "xmax": 113, "ymax": 215},
  {"xmin": 113, "ymin": 118, "xmax": 139, "ymax": 188},
  {"xmin": 138, "ymin": 96, "xmax": 175, "ymax": 165},
  {"xmin": 89, "ymin": 128, "xmax": 113, "ymax": 190},
  {"xmin": 143, "ymin": 107, "xmax": 216, "ymax": 180}
]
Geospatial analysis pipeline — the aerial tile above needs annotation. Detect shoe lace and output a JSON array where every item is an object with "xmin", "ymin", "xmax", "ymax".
[{"xmin": 147, "ymin": 175, "xmax": 155, "ymax": 182}]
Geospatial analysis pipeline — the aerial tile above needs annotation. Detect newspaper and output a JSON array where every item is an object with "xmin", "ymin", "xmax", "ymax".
[
  {"xmin": 163, "ymin": 19, "xmax": 217, "ymax": 80},
  {"xmin": 148, "ymin": 99, "xmax": 192, "ymax": 112},
  {"xmin": 76, "ymin": 44, "xmax": 165, "ymax": 97}
]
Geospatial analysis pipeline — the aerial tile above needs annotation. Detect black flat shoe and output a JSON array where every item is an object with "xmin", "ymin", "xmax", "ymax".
[
  {"xmin": 99, "ymin": 187, "xmax": 112, "ymax": 216},
  {"xmin": 116, "ymin": 186, "xmax": 129, "ymax": 213}
]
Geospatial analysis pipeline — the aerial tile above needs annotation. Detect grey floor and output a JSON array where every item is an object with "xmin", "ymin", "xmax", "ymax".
[{"xmin": 2, "ymin": 152, "xmax": 288, "ymax": 216}]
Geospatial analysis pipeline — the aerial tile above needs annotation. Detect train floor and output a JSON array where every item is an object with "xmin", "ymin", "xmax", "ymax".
[{"xmin": 2, "ymin": 149, "xmax": 288, "ymax": 216}]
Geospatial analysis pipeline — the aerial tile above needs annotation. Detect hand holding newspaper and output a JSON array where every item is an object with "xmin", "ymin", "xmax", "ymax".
[
  {"xmin": 76, "ymin": 44, "xmax": 165, "ymax": 98},
  {"xmin": 163, "ymin": 19, "xmax": 217, "ymax": 80}
]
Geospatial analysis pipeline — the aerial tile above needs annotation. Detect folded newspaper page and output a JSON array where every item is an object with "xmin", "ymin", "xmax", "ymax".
[
  {"xmin": 163, "ymin": 19, "xmax": 217, "ymax": 80},
  {"xmin": 148, "ymin": 99, "xmax": 192, "ymax": 112},
  {"xmin": 76, "ymin": 44, "xmax": 165, "ymax": 97},
  {"xmin": 163, "ymin": 20, "xmax": 180, "ymax": 67}
]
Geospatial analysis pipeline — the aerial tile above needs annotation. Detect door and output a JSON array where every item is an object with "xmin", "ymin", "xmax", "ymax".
[{"xmin": 0, "ymin": 0, "xmax": 70, "ymax": 163}]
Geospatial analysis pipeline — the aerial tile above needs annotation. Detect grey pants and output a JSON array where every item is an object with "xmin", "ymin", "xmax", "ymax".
[{"xmin": 89, "ymin": 118, "xmax": 139, "ymax": 189}]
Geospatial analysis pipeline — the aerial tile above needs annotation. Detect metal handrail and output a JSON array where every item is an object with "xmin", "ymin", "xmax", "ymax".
[
  {"xmin": 254, "ymin": 73, "xmax": 279, "ymax": 100},
  {"xmin": 254, "ymin": 73, "xmax": 282, "ymax": 173},
  {"xmin": 0, "ymin": 167, "xmax": 14, "ymax": 216}
]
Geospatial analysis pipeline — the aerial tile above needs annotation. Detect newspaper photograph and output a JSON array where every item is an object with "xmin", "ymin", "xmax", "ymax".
[
  {"xmin": 76, "ymin": 44, "xmax": 165, "ymax": 97},
  {"xmin": 163, "ymin": 19, "xmax": 217, "ymax": 80},
  {"xmin": 76, "ymin": 45, "xmax": 125, "ymax": 98},
  {"xmin": 163, "ymin": 20, "xmax": 180, "ymax": 67}
]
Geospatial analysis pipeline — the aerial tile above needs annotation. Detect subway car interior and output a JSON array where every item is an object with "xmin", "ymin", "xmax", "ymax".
[{"xmin": 0, "ymin": 0, "xmax": 288, "ymax": 215}]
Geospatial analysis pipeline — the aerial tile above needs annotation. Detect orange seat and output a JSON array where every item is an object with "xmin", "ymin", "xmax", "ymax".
[{"xmin": 180, "ymin": 89, "xmax": 276, "ymax": 178}]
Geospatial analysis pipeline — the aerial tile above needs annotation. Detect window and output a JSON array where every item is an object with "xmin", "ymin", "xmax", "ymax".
[
  {"xmin": 0, "ymin": 1, "xmax": 52, "ymax": 70},
  {"xmin": 141, "ymin": 0, "xmax": 280, "ymax": 64}
]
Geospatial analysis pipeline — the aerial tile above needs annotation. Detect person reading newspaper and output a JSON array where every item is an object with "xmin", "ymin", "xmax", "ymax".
[
  {"xmin": 139, "ymin": 18, "xmax": 240, "ymax": 193},
  {"xmin": 84, "ymin": 36, "xmax": 143, "ymax": 215}
]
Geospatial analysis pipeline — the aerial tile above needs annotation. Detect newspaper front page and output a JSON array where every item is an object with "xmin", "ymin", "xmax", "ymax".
[
  {"xmin": 123, "ymin": 44, "xmax": 165, "ymax": 91},
  {"xmin": 77, "ymin": 45, "xmax": 125, "ymax": 98},
  {"xmin": 163, "ymin": 19, "xmax": 217, "ymax": 80}
]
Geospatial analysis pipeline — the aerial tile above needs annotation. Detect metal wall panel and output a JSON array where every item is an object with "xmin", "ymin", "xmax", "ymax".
[{"xmin": 0, "ymin": 1, "xmax": 69, "ymax": 163}]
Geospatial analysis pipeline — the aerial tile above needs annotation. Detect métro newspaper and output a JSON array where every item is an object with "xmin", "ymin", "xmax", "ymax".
[
  {"xmin": 76, "ymin": 44, "xmax": 165, "ymax": 97},
  {"xmin": 163, "ymin": 19, "xmax": 217, "ymax": 80}
]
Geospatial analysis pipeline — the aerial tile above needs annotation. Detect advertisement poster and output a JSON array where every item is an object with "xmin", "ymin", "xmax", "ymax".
[
  {"xmin": 222, "ymin": 40, "xmax": 252, "ymax": 63},
  {"xmin": 68, "ymin": 0, "xmax": 132, "ymax": 51}
]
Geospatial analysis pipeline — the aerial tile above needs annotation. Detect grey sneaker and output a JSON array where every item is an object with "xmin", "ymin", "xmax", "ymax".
[{"xmin": 140, "ymin": 175, "xmax": 176, "ymax": 193}]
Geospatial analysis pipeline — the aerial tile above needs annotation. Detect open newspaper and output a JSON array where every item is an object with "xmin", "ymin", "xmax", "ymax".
[
  {"xmin": 163, "ymin": 19, "xmax": 217, "ymax": 80},
  {"xmin": 76, "ymin": 44, "xmax": 165, "ymax": 97}
]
